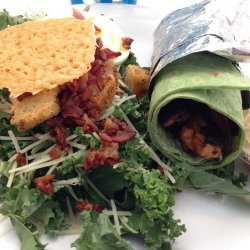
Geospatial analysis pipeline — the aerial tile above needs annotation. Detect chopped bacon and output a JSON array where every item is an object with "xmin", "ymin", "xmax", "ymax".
[
  {"xmin": 33, "ymin": 174, "xmax": 55, "ymax": 195},
  {"xmin": 16, "ymin": 152, "xmax": 26, "ymax": 166},
  {"xmin": 72, "ymin": 8, "xmax": 85, "ymax": 20},
  {"xmin": 47, "ymin": 118, "xmax": 69, "ymax": 152},
  {"xmin": 83, "ymin": 142, "xmax": 119, "ymax": 170},
  {"xmin": 96, "ymin": 37, "xmax": 103, "ymax": 49},
  {"xmin": 49, "ymin": 144, "xmax": 62, "ymax": 159},
  {"xmin": 157, "ymin": 165, "xmax": 164, "ymax": 174},
  {"xmin": 95, "ymin": 48, "xmax": 121, "ymax": 62},
  {"xmin": 99, "ymin": 118, "xmax": 136, "ymax": 143},
  {"xmin": 122, "ymin": 37, "xmax": 134, "ymax": 50},
  {"xmin": 17, "ymin": 92, "xmax": 32, "ymax": 102},
  {"xmin": 61, "ymin": 105, "xmax": 83, "ymax": 119},
  {"xmin": 95, "ymin": 25, "xmax": 101, "ymax": 34},
  {"xmin": 81, "ymin": 113, "xmax": 98, "ymax": 133},
  {"xmin": 76, "ymin": 200, "xmax": 103, "ymax": 213}
]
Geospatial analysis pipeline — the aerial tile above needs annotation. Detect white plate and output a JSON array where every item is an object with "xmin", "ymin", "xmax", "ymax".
[{"xmin": 1, "ymin": 2, "xmax": 250, "ymax": 250}]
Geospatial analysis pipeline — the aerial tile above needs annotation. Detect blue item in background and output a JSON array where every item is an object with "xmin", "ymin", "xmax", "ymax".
[
  {"xmin": 99, "ymin": 0, "xmax": 113, "ymax": 3},
  {"xmin": 122, "ymin": 0, "xmax": 137, "ymax": 4},
  {"xmin": 99, "ymin": 0, "xmax": 137, "ymax": 4},
  {"xmin": 71, "ymin": 0, "xmax": 84, "ymax": 4}
]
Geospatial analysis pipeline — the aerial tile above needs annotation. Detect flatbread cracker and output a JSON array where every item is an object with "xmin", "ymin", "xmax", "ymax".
[{"xmin": 0, "ymin": 18, "xmax": 96, "ymax": 98}]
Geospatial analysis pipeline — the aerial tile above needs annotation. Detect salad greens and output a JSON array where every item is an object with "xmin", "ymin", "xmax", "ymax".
[{"xmin": 0, "ymin": 9, "xmax": 249, "ymax": 250}]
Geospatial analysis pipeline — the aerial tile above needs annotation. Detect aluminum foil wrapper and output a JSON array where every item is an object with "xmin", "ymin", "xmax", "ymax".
[{"xmin": 150, "ymin": 0, "xmax": 250, "ymax": 89}]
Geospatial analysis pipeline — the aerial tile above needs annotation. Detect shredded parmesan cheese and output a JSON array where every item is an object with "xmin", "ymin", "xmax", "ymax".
[
  {"xmin": 66, "ymin": 196, "xmax": 77, "ymax": 224},
  {"xmin": 8, "ymin": 130, "xmax": 20, "ymax": 152},
  {"xmin": 110, "ymin": 199, "xmax": 121, "ymax": 236},
  {"xmin": 54, "ymin": 178, "xmax": 79, "ymax": 186},
  {"xmin": 102, "ymin": 210, "xmax": 132, "ymax": 217},
  {"xmin": 9, "ymin": 152, "xmax": 79, "ymax": 175},
  {"xmin": 120, "ymin": 216, "xmax": 138, "ymax": 234},
  {"xmin": 0, "ymin": 136, "xmax": 35, "ymax": 141}
]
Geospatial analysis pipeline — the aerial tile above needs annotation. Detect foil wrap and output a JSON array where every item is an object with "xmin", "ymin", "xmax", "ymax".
[{"xmin": 150, "ymin": 0, "xmax": 250, "ymax": 86}]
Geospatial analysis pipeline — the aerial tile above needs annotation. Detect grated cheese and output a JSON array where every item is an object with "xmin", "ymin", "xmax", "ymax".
[
  {"xmin": 68, "ymin": 141, "xmax": 86, "ymax": 151},
  {"xmin": 66, "ymin": 134, "xmax": 78, "ymax": 141},
  {"xmin": 92, "ymin": 132, "xmax": 100, "ymax": 141},
  {"xmin": 110, "ymin": 199, "xmax": 121, "ymax": 236},
  {"xmin": 119, "ymin": 216, "xmax": 139, "ymax": 234},
  {"xmin": 27, "ymin": 145, "xmax": 55, "ymax": 160},
  {"xmin": 9, "ymin": 155, "xmax": 51, "ymax": 174},
  {"xmin": 102, "ymin": 209, "xmax": 132, "ymax": 217},
  {"xmin": 0, "ymin": 136, "xmax": 35, "ymax": 141},
  {"xmin": 66, "ymin": 196, "xmax": 77, "ymax": 224},
  {"xmin": 54, "ymin": 178, "xmax": 79, "ymax": 186},
  {"xmin": 9, "ymin": 152, "xmax": 79, "ymax": 175},
  {"xmin": 6, "ymin": 162, "xmax": 17, "ymax": 188},
  {"xmin": 8, "ymin": 130, "xmax": 20, "ymax": 152},
  {"xmin": 8, "ymin": 138, "xmax": 53, "ymax": 162}
]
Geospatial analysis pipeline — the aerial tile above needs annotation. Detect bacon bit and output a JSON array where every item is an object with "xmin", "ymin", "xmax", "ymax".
[
  {"xmin": 17, "ymin": 92, "xmax": 32, "ymax": 102},
  {"xmin": 72, "ymin": 8, "xmax": 85, "ymax": 20},
  {"xmin": 102, "ymin": 118, "xmax": 119, "ymax": 134},
  {"xmin": 157, "ymin": 165, "xmax": 164, "ymax": 174},
  {"xmin": 83, "ymin": 142, "xmax": 119, "ymax": 170},
  {"xmin": 96, "ymin": 48, "xmax": 121, "ymax": 62},
  {"xmin": 49, "ymin": 144, "xmax": 62, "ymax": 159},
  {"xmin": 76, "ymin": 200, "xmax": 103, "ymax": 213},
  {"xmin": 16, "ymin": 152, "xmax": 26, "ymax": 166},
  {"xmin": 78, "ymin": 74, "xmax": 88, "ymax": 93},
  {"xmin": 47, "ymin": 118, "xmax": 69, "ymax": 152},
  {"xmin": 66, "ymin": 79, "xmax": 79, "ymax": 94},
  {"xmin": 62, "ymin": 105, "xmax": 83, "ymax": 119},
  {"xmin": 95, "ymin": 25, "xmax": 101, "ymax": 34},
  {"xmin": 96, "ymin": 37, "xmax": 103, "ymax": 48},
  {"xmin": 33, "ymin": 174, "xmax": 55, "ymax": 195},
  {"xmin": 99, "ymin": 132, "xmax": 113, "ymax": 142},
  {"xmin": 81, "ymin": 113, "xmax": 98, "ymax": 133},
  {"xmin": 99, "ymin": 118, "xmax": 136, "ymax": 143},
  {"xmin": 122, "ymin": 37, "xmax": 134, "ymax": 50}
]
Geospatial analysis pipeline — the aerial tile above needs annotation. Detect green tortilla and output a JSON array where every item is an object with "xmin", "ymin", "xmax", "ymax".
[{"xmin": 148, "ymin": 52, "xmax": 250, "ymax": 169}]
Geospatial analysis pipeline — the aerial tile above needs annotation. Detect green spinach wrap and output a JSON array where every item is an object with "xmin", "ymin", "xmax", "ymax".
[{"xmin": 148, "ymin": 52, "xmax": 250, "ymax": 169}]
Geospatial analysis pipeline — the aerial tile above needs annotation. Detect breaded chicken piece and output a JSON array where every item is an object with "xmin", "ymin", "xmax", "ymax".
[
  {"xmin": 124, "ymin": 65, "xmax": 149, "ymax": 98},
  {"xmin": 11, "ymin": 88, "xmax": 60, "ymax": 131}
]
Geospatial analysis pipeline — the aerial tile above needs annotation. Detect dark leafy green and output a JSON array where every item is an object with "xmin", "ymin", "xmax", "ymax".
[
  {"xmin": 0, "ymin": 9, "xmax": 27, "ymax": 31},
  {"xmin": 186, "ymin": 170, "xmax": 250, "ymax": 196},
  {"xmin": 71, "ymin": 211, "xmax": 134, "ymax": 250},
  {"xmin": 11, "ymin": 216, "xmax": 46, "ymax": 250}
]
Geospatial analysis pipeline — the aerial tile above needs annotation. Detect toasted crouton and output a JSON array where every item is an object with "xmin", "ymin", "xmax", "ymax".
[
  {"xmin": 92, "ymin": 74, "xmax": 117, "ymax": 114},
  {"xmin": 11, "ymin": 88, "xmax": 60, "ymax": 131},
  {"xmin": 124, "ymin": 65, "xmax": 150, "ymax": 98},
  {"xmin": 89, "ymin": 60, "xmax": 119, "ymax": 115}
]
